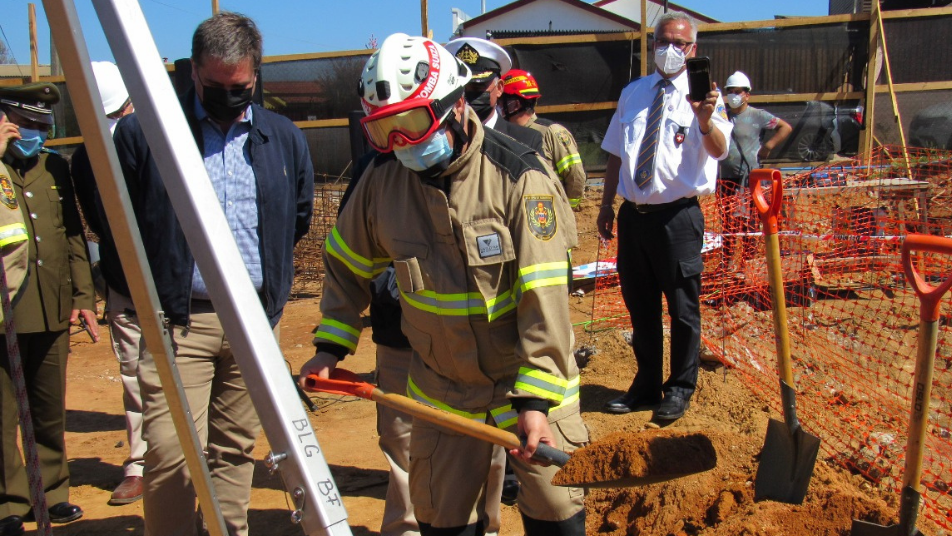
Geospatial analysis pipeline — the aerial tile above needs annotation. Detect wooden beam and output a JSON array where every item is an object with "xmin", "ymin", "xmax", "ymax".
[
  {"xmin": 421, "ymin": 0, "xmax": 429, "ymax": 39},
  {"xmin": 262, "ymin": 49, "xmax": 372, "ymax": 63},
  {"xmin": 861, "ymin": 0, "xmax": 881, "ymax": 159},
  {"xmin": 211, "ymin": 0, "xmax": 218, "ymax": 15},
  {"xmin": 29, "ymin": 4, "xmax": 39, "ymax": 82},
  {"xmin": 536, "ymin": 102, "xmax": 619, "ymax": 114},
  {"xmin": 640, "ymin": 0, "xmax": 648, "ymax": 78},
  {"xmin": 45, "ymin": 135, "xmax": 83, "ymax": 147},
  {"xmin": 293, "ymin": 118, "xmax": 349, "ymax": 129}
]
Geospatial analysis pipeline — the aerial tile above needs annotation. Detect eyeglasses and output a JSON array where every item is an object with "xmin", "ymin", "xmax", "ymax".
[
  {"xmin": 654, "ymin": 38, "xmax": 694, "ymax": 51},
  {"xmin": 360, "ymin": 86, "xmax": 464, "ymax": 152}
]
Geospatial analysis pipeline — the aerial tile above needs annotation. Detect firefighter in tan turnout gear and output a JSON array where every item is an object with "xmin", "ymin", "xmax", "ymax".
[
  {"xmin": 501, "ymin": 69, "xmax": 586, "ymax": 210},
  {"xmin": 299, "ymin": 33, "xmax": 587, "ymax": 536}
]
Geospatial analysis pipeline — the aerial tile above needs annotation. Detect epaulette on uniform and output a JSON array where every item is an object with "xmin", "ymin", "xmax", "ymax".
[
  {"xmin": 624, "ymin": 75, "xmax": 643, "ymax": 89},
  {"xmin": 482, "ymin": 128, "xmax": 546, "ymax": 183},
  {"xmin": 40, "ymin": 147, "xmax": 60, "ymax": 156},
  {"xmin": 534, "ymin": 117, "xmax": 554, "ymax": 127}
]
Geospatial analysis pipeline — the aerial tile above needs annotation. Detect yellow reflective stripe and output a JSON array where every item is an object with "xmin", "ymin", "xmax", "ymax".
[
  {"xmin": 407, "ymin": 377, "xmax": 487, "ymax": 422},
  {"xmin": 556, "ymin": 153, "xmax": 581, "ymax": 174},
  {"xmin": 400, "ymin": 288, "xmax": 486, "ymax": 316},
  {"xmin": 491, "ymin": 405, "xmax": 519, "ymax": 430},
  {"xmin": 514, "ymin": 366, "xmax": 569, "ymax": 404},
  {"xmin": 398, "ymin": 262, "xmax": 566, "ymax": 322},
  {"xmin": 0, "ymin": 223, "xmax": 27, "ymax": 247},
  {"xmin": 325, "ymin": 227, "xmax": 390, "ymax": 279},
  {"xmin": 516, "ymin": 261, "xmax": 569, "ymax": 295},
  {"xmin": 553, "ymin": 375, "xmax": 581, "ymax": 409},
  {"xmin": 312, "ymin": 318, "xmax": 361, "ymax": 352}
]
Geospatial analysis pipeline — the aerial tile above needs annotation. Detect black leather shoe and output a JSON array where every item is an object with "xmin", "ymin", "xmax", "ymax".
[
  {"xmin": 501, "ymin": 473, "xmax": 519, "ymax": 506},
  {"xmin": 47, "ymin": 502, "xmax": 83, "ymax": 523},
  {"xmin": 0, "ymin": 515, "xmax": 24, "ymax": 536},
  {"xmin": 603, "ymin": 392, "xmax": 661, "ymax": 414},
  {"xmin": 653, "ymin": 395, "xmax": 690, "ymax": 421}
]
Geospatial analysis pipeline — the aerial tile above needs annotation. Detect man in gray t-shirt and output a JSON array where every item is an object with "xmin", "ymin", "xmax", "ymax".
[{"xmin": 718, "ymin": 71, "xmax": 791, "ymax": 269}]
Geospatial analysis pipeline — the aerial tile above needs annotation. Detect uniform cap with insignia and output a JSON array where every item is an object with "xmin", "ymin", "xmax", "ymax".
[
  {"xmin": 0, "ymin": 82, "xmax": 60, "ymax": 126},
  {"xmin": 444, "ymin": 37, "xmax": 512, "ymax": 82}
]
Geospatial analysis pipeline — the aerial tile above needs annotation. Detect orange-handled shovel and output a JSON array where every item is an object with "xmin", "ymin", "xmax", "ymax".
[
  {"xmin": 304, "ymin": 369, "xmax": 570, "ymax": 467},
  {"xmin": 751, "ymin": 168, "xmax": 821, "ymax": 504},
  {"xmin": 851, "ymin": 234, "xmax": 952, "ymax": 535}
]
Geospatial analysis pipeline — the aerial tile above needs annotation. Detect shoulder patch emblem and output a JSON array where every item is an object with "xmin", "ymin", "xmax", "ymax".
[
  {"xmin": 524, "ymin": 195, "xmax": 557, "ymax": 241},
  {"xmin": 716, "ymin": 103, "xmax": 728, "ymax": 121},
  {"xmin": 0, "ymin": 173, "xmax": 17, "ymax": 210},
  {"xmin": 557, "ymin": 129, "xmax": 572, "ymax": 148}
]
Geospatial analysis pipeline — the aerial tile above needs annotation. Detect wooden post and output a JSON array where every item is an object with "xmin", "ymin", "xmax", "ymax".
[
  {"xmin": 211, "ymin": 0, "xmax": 219, "ymax": 15},
  {"xmin": 29, "ymin": 4, "xmax": 39, "ymax": 82},
  {"xmin": 875, "ymin": 3, "xmax": 911, "ymax": 174},
  {"xmin": 421, "ymin": 0, "xmax": 429, "ymax": 39},
  {"xmin": 861, "ymin": 0, "xmax": 881, "ymax": 161},
  {"xmin": 640, "ymin": 0, "xmax": 648, "ymax": 78}
]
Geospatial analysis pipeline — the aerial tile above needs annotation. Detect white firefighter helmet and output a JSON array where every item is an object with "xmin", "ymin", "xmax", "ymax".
[
  {"xmin": 359, "ymin": 33, "xmax": 471, "ymax": 118},
  {"xmin": 724, "ymin": 71, "xmax": 751, "ymax": 91}
]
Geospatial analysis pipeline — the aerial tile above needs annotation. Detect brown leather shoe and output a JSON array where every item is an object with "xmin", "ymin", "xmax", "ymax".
[{"xmin": 108, "ymin": 476, "xmax": 143, "ymax": 505}]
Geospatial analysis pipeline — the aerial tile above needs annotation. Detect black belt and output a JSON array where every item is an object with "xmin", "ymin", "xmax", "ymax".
[{"xmin": 625, "ymin": 196, "xmax": 697, "ymax": 214}]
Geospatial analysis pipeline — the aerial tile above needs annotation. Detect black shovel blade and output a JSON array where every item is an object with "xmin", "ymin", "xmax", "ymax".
[
  {"xmin": 850, "ymin": 487, "xmax": 924, "ymax": 536},
  {"xmin": 754, "ymin": 417, "xmax": 821, "ymax": 504},
  {"xmin": 849, "ymin": 519, "xmax": 924, "ymax": 536}
]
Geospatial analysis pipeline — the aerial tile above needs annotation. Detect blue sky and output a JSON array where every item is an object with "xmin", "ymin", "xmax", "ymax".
[{"xmin": 2, "ymin": 0, "xmax": 828, "ymax": 68}]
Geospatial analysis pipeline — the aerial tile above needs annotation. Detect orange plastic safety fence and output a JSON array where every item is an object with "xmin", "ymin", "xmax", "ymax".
[{"xmin": 588, "ymin": 145, "xmax": 952, "ymax": 529}]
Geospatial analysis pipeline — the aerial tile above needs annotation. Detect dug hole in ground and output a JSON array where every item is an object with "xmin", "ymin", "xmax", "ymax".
[{"xmin": 49, "ymin": 194, "xmax": 930, "ymax": 535}]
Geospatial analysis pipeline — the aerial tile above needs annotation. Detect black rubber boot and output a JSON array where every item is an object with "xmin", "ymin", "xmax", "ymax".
[{"xmin": 521, "ymin": 509, "xmax": 585, "ymax": 536}]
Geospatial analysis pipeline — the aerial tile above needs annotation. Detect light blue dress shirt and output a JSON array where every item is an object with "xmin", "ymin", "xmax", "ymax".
[{"xmin": 191, "ymin": 97, "xmax": 262, "ymax": 299}]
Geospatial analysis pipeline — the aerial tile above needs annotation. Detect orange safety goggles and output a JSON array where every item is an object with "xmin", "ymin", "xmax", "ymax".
[{"xmin": 360, "ymin": 87, "xmax": 463, "ymax": 152}]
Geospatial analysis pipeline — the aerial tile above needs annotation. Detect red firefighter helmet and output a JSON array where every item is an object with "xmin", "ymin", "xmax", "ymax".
[{"xmin": 502, "ymin": 69, "xmax": 541, "ymax": 100}]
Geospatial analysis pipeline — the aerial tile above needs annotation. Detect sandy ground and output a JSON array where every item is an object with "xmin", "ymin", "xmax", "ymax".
[{"xmin": 17, "ymin": 198, "xmax": 932, "ymax": 535}]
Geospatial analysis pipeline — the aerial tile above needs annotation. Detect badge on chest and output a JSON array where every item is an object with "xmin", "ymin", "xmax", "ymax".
[
  {"xmin": 674, "ymin": 125, "xmax": 686, "ymax": 146},
  {"xmin": 477, "ymin": 233, "xmax": 502, "ymax": 258}
]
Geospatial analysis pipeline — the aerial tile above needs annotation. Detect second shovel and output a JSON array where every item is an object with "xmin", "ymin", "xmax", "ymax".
[{"xmin": 750, "ymin": 168, "xmax": 821, "ymax": 505}]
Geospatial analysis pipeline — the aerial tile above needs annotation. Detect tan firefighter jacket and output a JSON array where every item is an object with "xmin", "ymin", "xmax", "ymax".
[
  {"xmin": 316, "ymin": 110, "xmax": 581, "ymax": 424},
  {"xmin": 526, "ymin": 114, "xmax": 586, "ymax": 210}
]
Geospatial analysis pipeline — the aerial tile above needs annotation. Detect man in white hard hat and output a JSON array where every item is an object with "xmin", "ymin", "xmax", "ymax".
[
  {"xmin": 718, "ymin": 71, "xmax": 791, "ymax": 270},
  {"xmin": 71, "ymin": 61, "xmax": 145, "ymax": 506}
]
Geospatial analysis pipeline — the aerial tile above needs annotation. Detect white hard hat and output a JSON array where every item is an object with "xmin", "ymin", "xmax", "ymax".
[
  {"xmin": 91, "ymin": 61, "xmax": 129, "ymax": 116},
  {"xmin": 725, "ymin": 71, "xmax": 751, "ymax": 91},
  {"xmin": 359, "ymin": 33, "xmax": 471, "ymax": 117}
]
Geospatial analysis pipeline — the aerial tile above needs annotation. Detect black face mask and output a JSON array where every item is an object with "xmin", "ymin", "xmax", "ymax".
[
  {"xmin": 200, "ymin": 84, "xmax": 253, "ymax": 123},
  {"xmin": 465, "ymin": 90, "xmax": 495, "ymax": 122}
]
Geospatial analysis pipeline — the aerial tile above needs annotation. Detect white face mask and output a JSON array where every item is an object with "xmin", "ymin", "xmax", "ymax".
[
  {"xmin": 394, "ymin": 128, "xmax": 453, "ymax": 172},
  {"xmin": 654, "ymin": 45, "xmax": 687, "ymax": 75},
  {"xmin": 726, "ymin": 93, "xmax": 744, "ymax": 109}
]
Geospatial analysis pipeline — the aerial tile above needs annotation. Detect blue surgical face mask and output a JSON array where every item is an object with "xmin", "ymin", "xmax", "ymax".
[
  {"xmin": 8, "ymin": 127, "xmax": 47, "ymax": 160},
  {"xmin": 394, "ymin": 128, "xmax": 453, "ymax": 173}
]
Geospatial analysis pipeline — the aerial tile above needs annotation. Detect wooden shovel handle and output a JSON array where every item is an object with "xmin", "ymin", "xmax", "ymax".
[
  {"xmin": 900, "ymin": 234, "xmax": 952, "ymax": 492},
  {"xmin": 751, "ymin": 169, "xmax": 783, "ymax": 236},
  {"xmin": 303, "ymin": 369, "xmax": 570, "ymax": 467},
  {"xmin": 752, "ymin": 168, "xmax": 793, "ymax": 386}
]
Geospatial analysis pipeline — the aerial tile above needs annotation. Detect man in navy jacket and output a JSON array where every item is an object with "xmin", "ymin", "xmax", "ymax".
[{"xmin": 112, "ymin": 12, "xmax": 313, "ymax": 536}]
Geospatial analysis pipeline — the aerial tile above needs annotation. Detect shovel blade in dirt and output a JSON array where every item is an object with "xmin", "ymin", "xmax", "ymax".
[
  {"xmin": 851, "ymin": 487, "xmax": 924, "ymax": 536},
  {"xmin": 754, "ymin": 381, "xmax": 820, "ymax": 504},
  {"xmin": 751, "ymin": 169, "xmax": 821, "ymax": 505}
]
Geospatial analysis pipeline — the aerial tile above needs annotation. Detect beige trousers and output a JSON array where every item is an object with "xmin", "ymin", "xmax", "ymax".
[
  {"xmin": 105, "ymin": 288, "xmax": 146, "ymax": 478},
  {"xmin": 138, "ymin": 302, "xmax": 269, "ymax": 536}
]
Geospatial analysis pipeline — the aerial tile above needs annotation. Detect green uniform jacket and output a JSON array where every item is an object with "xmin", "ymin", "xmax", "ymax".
[
  {"xmin": 3, "ymin": 151, "xmax": 95, "ymax": 333},
  {"xmin": 0, "ymin": 161, "xmax": 30, "ymax": 323}
]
